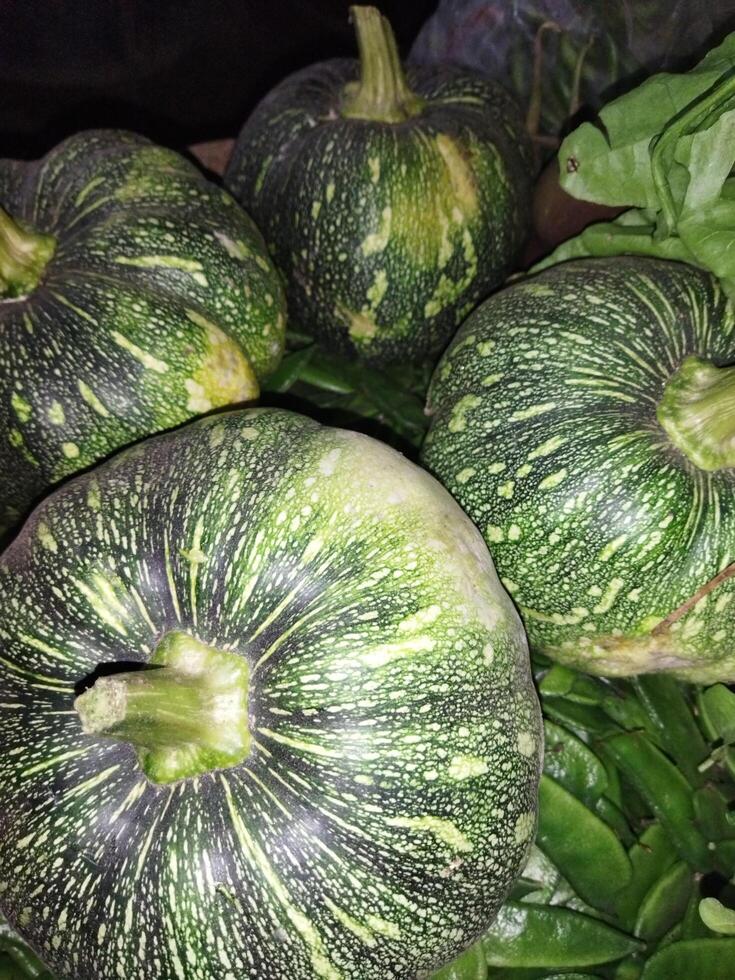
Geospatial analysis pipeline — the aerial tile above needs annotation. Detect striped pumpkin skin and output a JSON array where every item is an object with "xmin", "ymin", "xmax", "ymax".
[
  {"xmin": 225, "ymin": 65, "xmax": 531, "ymax": 367},
  {"xmin": 0, "ymin": 130, "xmax": 286, "ymax": 536},
  {"xmin": 0, "ymin": 409, "xmax": 541, "ymax": 980},
  {"xmin": 422, "ymin": 257, "xmax": 735, "ymax": 683}
]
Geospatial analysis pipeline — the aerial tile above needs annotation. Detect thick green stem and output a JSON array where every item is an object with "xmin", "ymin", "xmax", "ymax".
[
  {"xmin": 341, "ymin": 6, "xmax": 423, "ymax": 123},
  {"xmin": 658, "ymin": 355, "xmax": 735, "ymax": 470},
  {"xmin": 75, "ymin": 631, "xmax": 250, "ymax": 784},
  {"xmin": 0, "ymin": 206, "xmax": 56, "ymax": 298}
]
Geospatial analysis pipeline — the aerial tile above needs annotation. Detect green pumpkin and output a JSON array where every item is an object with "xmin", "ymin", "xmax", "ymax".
[
  {"xmin": 225, "ymin": 6, "xmax": 531, "ymax": 367},
  {"xmin": 0, "ymin": 408, "xmax": 541, "ymax": 980},
  {"xmin": 422, "ymin": 257, "xmax": 735, "ymax": 684},
  {"xmin": 0, "ymin": 129, "xmax": 286, "ymax": 536}
]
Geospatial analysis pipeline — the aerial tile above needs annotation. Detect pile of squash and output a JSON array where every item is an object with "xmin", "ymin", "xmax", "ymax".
[{"xmin": 2, "ymin": 7, "xmax": 735, "ymax": 980}]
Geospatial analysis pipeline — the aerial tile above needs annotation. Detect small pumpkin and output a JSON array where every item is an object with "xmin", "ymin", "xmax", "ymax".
[
  {"xmin": 225, "ymin": 6, "xmax": 532, "ymax": 367},
  {"xmin": 0, "ymin": 408, "xmax": 541, "ymax": 980},
  {"xmin": 0, "ymin": 129, "xmax": 286, "ymax": 536},
  {"xmin": 423, "ymin": 257, "xmax": 735, "ymax": 683}
]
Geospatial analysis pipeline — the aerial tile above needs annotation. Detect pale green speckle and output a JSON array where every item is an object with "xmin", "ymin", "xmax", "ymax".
[
  {"xmin": 11, "ymin": 392, "xmax": 32, "ymax": 423},
  {"xmin": 528, "ymin": 435, "xmax": 567, "ymax": 460},
  {"xmin": 517, "ymin": 732, "xmax": 536, "ymax": 757},
  {"xmin": 112, "ymin": 331, "xmax": 168, "ymax": 374},
  {"xmin": 514, "ymin": 811, "xmax": 535, "ymax": 844},
  {"xmin": 448, "ymin": 395, "xmax": 481, "ymax": 433},
  {"xmin": 324, "ymin": 898, "xmax": 375, "ymax": 947},
  {"xmin": 366, "ymin": 270, "xmax": 388, "ymax": 310},
  {"xmin": 455, "ymin": 467, "xmax": 476, "ymax": 484},
  {"xmin": 37, "ymin": 522, "xmax": 58, "ymax": 553},
  {"xmin": 510, "ymin": 402, "xmax": 556, "ymax": 421},
  {"xmin": 387, "ymin": 815, "xmax": 472, "ymax": 853},
  {"xmin": 448, "ymin": 755, "xmax": 488, "ymax": 780},
  {"xmin": 361, "ymin": 207, "xmax": 392, "ymax": 256},
  {"xmin": 599, "ymin": 534, "xmax": 628, "ymax": 561},
  {"xmin": 48, "ymin": 402, "xmax": 65, "ymax": 425},
  {"xmin": 538, "ymin": 468, "xmax": 568, "ymax": 490},
  {"xmin": 62, "ymin": 442, "xmax": 80, "ymax": 460},
  {"xmin": 592, "ymin": 577, "xmax": 625, "ymax": 615},
  {"xmin": 78, "ymin": 381, "xmax": 110, "ymax": 418},
  {"xmin": 497, "ymin": 480, "xmax": 515, "ymax": 499}
]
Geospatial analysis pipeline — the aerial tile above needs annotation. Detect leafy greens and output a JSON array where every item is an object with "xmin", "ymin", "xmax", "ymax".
[{"xmin": 534, "ymin": 31, "xmax": 735, "ymax": 298}]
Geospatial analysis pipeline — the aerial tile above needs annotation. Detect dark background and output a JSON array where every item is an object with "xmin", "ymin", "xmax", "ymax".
[{"xmin": 0, "ymin": 0, "xmax": 437, "ymax": 159}]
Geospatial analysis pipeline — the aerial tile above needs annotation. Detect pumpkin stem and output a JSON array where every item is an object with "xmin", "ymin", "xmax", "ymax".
[
  {"xmin": 0, "ymin": 205, "xmax": 56, "ymax": 299},
  {"xmin": 74, "ymin": 631, "xmax": 251, "ymax": 784},
  {"xmin": 657, "ymin": 355, "xmax": 735, "ymax": 470},
  {"xmin": 341, "ymin": 6, "xmax": 423, "ymax": 123}
]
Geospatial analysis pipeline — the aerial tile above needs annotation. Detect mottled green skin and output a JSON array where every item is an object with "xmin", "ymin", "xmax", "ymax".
[
  {"xmin": 0, "ymin": 409, "xmax": 541, "ymax": 980},
  {"xmin": 225, "ymin": 63, "xmax": 532, "ymax": 366},
  {"xmin": 422, "ymin": 257, "xmax": 735, "ymax": 683},
  {"xmin": 0, "ymin": 130, "xmax": 287, "ymax": 536}
]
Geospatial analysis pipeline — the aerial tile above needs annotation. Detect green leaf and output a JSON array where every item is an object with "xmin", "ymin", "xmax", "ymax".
[
  {"xmin": 542, "ymin": 721, "xmax": 608, "ymax": 805},
  {"xmin": 640, "ymin": 939, "xmax": 735, "ymax": 979},
  {"xmin": 598, "ymin": 732, "xmax": 712, "ymax": 871},
  {"xmin": 615, "ymin": 824, "xmax": 679, "ymax": 928},
  {"xmin": 592, "ymin": 797, "xmax": 635, "ymax": 849},
  {"xmin": 698, "ymin": 685, "xmax": 735, "ymax": 744},
  {"xmin": 699, "ymin": 898, "xmax": 735, "ymax": 936},
  {"xmin": 542, "ymin": 699, "xmax": 619, "ymax": 739},
  {"xmin": 533, "ymin": 33, "xmax": 735, "ymax": 296},
  {"xmin": 538, "ymin": 666, "xmax": 608, "ymax": 705},
  {"xmin": 693, "ymin": 784, "xmax": 735, "ymax": 843},
  {"xmin": 262, "ymin": 344, "xmax": 316, "ymax": 392},
  {"xmin": 633, "ymin": 861, "xmax": 692, "ymax": 942},
  {"xmin": 559, "ymin": 34, "xmax": 735, "ymax": 207},
  {"xmin": 481, "ymin": 903, "xmax": 642, "ymax": 968},
  {"xmin": 536, "ymin": 776, "xmax": 632, "ymax": 909},
  {"xmin": 631, "ymin": 675, "xmax": 709, "ymax": 787}
]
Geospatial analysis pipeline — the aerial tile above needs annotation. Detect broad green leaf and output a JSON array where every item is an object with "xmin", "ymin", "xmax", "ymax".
[
  {"xmin": 538, "ymin": 666, "xmax": 608, "ymax": 705},
  {"xmin": 536, "ymin": 776, "xmax": 632, "ymax": 909},
  {"xmin": 632, "ymin": 675, "xmax": 709, "ymax": 786},
  {"xmin": 699, "ymin": 898, "xmax": 735, "ymax": 936},
  {"xmin": 592, "ymin": 797, "xmax": 634, "ymax": 849},
  {"xmin": 262, "ymin": 344, "xmax": 316, "ymax": 392},
  {"xmin": 614, "ymin": 824, "xmax": 678, "ymax": 928},
  {"xmin": 481, "ymin": 903, "xmax": 641, "ymax": 968},
  {"xmin": 559, "ymin": 33, "xmax": 735, "ymax": 207},
  {"xmin": 676, "ymin": 113, "xmax": 735, "ymax": 212},
  {"xmin": 633, "ymin": 861, "xmax": 692, "ymax": 942},
  {"xmin": 693, "ymin": 785, "xmax": 735, "ymax": 843},
  {"xmin": 534, "ymin": 32, "xmax": 735, "ymax": 299},
  {"xmin": 598, "ymin": 732, "xmax": 712, "ymax": 871},
  {"xmin": 697, "ymin": 685, "xmax": 735, "ymax": 744},
  {"xmin": 542, "ymin": 721, "xmax": 608, "ymax": 805},
  {"xmin": 640, "ymin": 939, "xmax": 735, "ymax": 979}
]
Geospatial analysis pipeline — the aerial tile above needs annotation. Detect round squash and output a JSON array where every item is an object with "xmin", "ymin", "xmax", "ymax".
[
  {"xmin": 422, "ymin": 257, "xmax": 735, "ymax": 684},
  {"xmin": 0, "ymin": 129, "xmax": 286, "ymax": 536},
  {"xmin": 0, "ymin": 408, "xmax": 541, "ymax": 980},
  {"xmin": 225, "ymin": 6, "xmax": 532, "ymax": 367}
]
